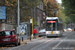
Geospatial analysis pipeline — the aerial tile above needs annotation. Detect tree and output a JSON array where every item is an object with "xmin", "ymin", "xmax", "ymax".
[
  {"xmin": 62, "ymin": 0, "xmax": 75, "ymax": 23},
  {"xmin": 43, "ymin": 0, "xmax": 58, "ymax": 17},
  {"xmin": 20, "ymin": 0, "xmax": 41, "ymax": 22},
  {"xmin": 58, "ymin": 4, "xmax": 67, "ymax": 27},
  {"xmin": 0, "ymin": 0, "xmax": 41, "ymax": 23}
]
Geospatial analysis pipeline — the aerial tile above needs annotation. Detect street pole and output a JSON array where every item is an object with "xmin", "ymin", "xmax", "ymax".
[
  {"xmin": 18, "ymin": 0, "xmax": 20, "ymax": 35},
  {"xmin": 32, "ymin": 18, "xmax": 33, "ymax": 39}
]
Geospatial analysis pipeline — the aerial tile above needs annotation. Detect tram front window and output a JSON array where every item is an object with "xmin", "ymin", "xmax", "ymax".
[{"xmin": 46, "ymin": 23, "xmax": 57, "ymax": 31}]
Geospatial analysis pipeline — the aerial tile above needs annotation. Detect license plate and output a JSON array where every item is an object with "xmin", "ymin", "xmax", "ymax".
[
  {"xmin": 3, "ymin": 38, "xmax": 10, "ymax": 41},
  {"xmin": 51, "ymin": 31, "xmax": 53, "ymax": 34}
]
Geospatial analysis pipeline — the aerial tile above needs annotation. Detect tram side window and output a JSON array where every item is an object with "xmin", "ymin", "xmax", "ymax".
[
  {"xmin": 57, "ymin": 24, "xmax": 59, "ymax": 30},
  {"xmin": 57, "ymin": 23, "xmax": 63, "ymax": 30}
]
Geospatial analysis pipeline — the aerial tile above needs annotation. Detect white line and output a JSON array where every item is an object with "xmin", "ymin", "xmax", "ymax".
[
  {"xmin": 47, "ymin": 40, "xmax": 75, "ymax": 41},
  {"xmin": 53, "ymin": 32, "xmax": 72, "ymax": 48},
  {"xmin": 66, "ymin": 35, "xmax": 75, "ymax": 50},
  {"xmin": 31, "ymin": 38, "xmax": 54, "ymax": 50},
  {"xmin": 7, "ymin": 38, "xmax": 53, "ymax": 50}
]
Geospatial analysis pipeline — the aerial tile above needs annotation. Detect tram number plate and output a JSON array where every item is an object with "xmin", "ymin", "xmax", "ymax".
[{"xmin": 51, "ymin": 31, "xmax": 53, "ymax": 34}]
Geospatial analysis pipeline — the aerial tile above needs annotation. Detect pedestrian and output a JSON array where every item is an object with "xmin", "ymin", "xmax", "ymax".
[{"xmin": 33, "ymin": 29, "xmax": 37, "ymax": 39}]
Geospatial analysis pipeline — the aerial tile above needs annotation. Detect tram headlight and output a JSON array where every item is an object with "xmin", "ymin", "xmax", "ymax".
[
  {"xmin": 55, "ymin": 31, "xmax": 59, "ymax": 33},
  {"xmin": 46, "ymin": 31, "xmax": 49, "ymax": 34}
]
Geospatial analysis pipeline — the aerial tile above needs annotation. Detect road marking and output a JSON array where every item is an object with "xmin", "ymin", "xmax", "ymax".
[
  {"xmin": 56, "ymin": 38, "xmax": 59, "ymax": 39},
  {"xmin": 6, "ymin": 38, "xmax": 54, "ymax": 50},
  {"xmin": 31, "ymin": 38, "xmax": 54, "ymax": 50},
  {"xmin": 66, "ymin": 34, "xmax": 75, "ymax": 50},
  {"xmin": 53, "ymin": 32, "xmax": 72, "ymax": 48},
  {"xmin": 44, "ymin": 39, "xmax": 53, "ymax": 43}
]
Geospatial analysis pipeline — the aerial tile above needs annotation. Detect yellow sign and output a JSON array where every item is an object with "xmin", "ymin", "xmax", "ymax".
[{"xmin": 51, "ymin": 31, "xmax": 53, "ymax": 34}]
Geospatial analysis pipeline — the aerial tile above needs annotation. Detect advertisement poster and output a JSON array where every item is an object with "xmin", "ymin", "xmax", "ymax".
[
  {"xmin": 20, "ymin": 24, "xmax": 27, "ymax": 35},
  {"xmin": 0, "ymin": 6, "xmax": 6, "ymax": 19}
]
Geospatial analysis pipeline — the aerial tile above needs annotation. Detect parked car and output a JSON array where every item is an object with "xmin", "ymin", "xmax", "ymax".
[
  {"xmin": 63, "ymin": 29, "xmax": 67, "ymax": 32},
  {"xmin": 67, "ymin": 28, "xmax": 72, "ymax": 31},
  {"xmin": 38, "ymin": 29, "xmax": 46, "ymax": 37},
  {"xmin": 0, "ymin": 30, "xmax": 20, "ymax": 46},
  {"xmin": 72, "ymin": 28, "xmax": 75, "ymax": 31}
]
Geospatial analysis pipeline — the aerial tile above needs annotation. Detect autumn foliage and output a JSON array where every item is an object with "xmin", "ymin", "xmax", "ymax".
[
  {"xmin": 49, "ymin": 0, "xmax": 57, "ymax": 3},
  {"xmin": 5, "ymin": 0, "xmax": 17, "ymax": 7},
  {"xmin": 0, "ymin": 0, "xmax": 17, "ymax": 7},
  {"xmin": 43, "ymin": 0, "xmax": 58, "ymax": 17}
]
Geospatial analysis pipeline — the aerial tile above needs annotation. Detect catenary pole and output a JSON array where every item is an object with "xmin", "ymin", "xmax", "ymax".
[{"xmin": 17, "ymin": 0, "xmax": 20, "ymax": 35}]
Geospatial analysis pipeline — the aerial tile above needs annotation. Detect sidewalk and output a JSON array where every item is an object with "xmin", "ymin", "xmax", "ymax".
[{"xmin": 20, "ymin": 36, "xmax": 44, "ymax": 45}]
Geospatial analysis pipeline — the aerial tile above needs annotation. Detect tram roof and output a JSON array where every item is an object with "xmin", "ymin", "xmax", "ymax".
[
  {"xmin": 46, "ymin": 17, "xmax": 62, "ymax": 23},
  {"xmin": 46, "ymin": 17, "xmax": 58, "ymax": 20}
]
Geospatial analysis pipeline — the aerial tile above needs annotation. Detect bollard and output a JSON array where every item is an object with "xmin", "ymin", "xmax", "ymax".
[
  {"xmin": 22, "ymin": 37, "xmax": 23, "ymax": 41},
  {"xmin": 31, "ymin": 34, "xmax": 34, "ymax": 39},
  {"xmin": 30, "ymin": 36, "xmax": 31, "ymax": 41}
]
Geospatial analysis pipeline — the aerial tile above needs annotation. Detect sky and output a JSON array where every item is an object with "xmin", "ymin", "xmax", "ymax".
[{"xmin": 57, "ymin": 0, "xmax": 62, "ymax": 3}]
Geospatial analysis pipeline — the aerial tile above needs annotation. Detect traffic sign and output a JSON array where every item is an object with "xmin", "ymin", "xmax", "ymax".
[{"xmin": 30, "ymin": 19, "xmax": 32, "ymax": 23}]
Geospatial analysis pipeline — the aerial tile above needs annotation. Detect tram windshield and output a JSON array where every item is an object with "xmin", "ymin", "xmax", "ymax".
[{"xmin": 46, "ymin": 20, "xmax": 57, "ymax": 31}]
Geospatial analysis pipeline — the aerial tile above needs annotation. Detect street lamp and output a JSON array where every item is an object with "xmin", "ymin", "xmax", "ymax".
[{"xmin": 17, "ymin": 0, "xmax": 20, "ymax": 35}]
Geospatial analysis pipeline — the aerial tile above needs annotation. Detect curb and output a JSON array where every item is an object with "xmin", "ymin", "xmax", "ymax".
[{"xmin": 20, "ymin": 36, "xmax": 45, "ymax": 45}]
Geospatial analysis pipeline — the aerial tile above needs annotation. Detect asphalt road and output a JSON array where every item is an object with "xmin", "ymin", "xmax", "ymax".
[{"xmin": 2, "ymin": 31, "xmax": 75, "ymax": 50}]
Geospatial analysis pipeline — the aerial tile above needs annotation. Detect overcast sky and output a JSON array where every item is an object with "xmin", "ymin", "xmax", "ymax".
[{"xmin": 57, "ymin": 0, "xmax": 62, "ymax": 3}]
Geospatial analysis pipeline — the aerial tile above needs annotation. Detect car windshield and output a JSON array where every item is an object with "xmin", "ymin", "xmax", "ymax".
[
  {"xmin": 39, "ymin": 29, "xmax": 45, "ymax": 32},
  {"xmin": 68, "ymin": 28, "xmax": 71, "ymax": 30},
  {"xmin": 0, "ymin": 31, "xmax": 12, "ymax": 36}
]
